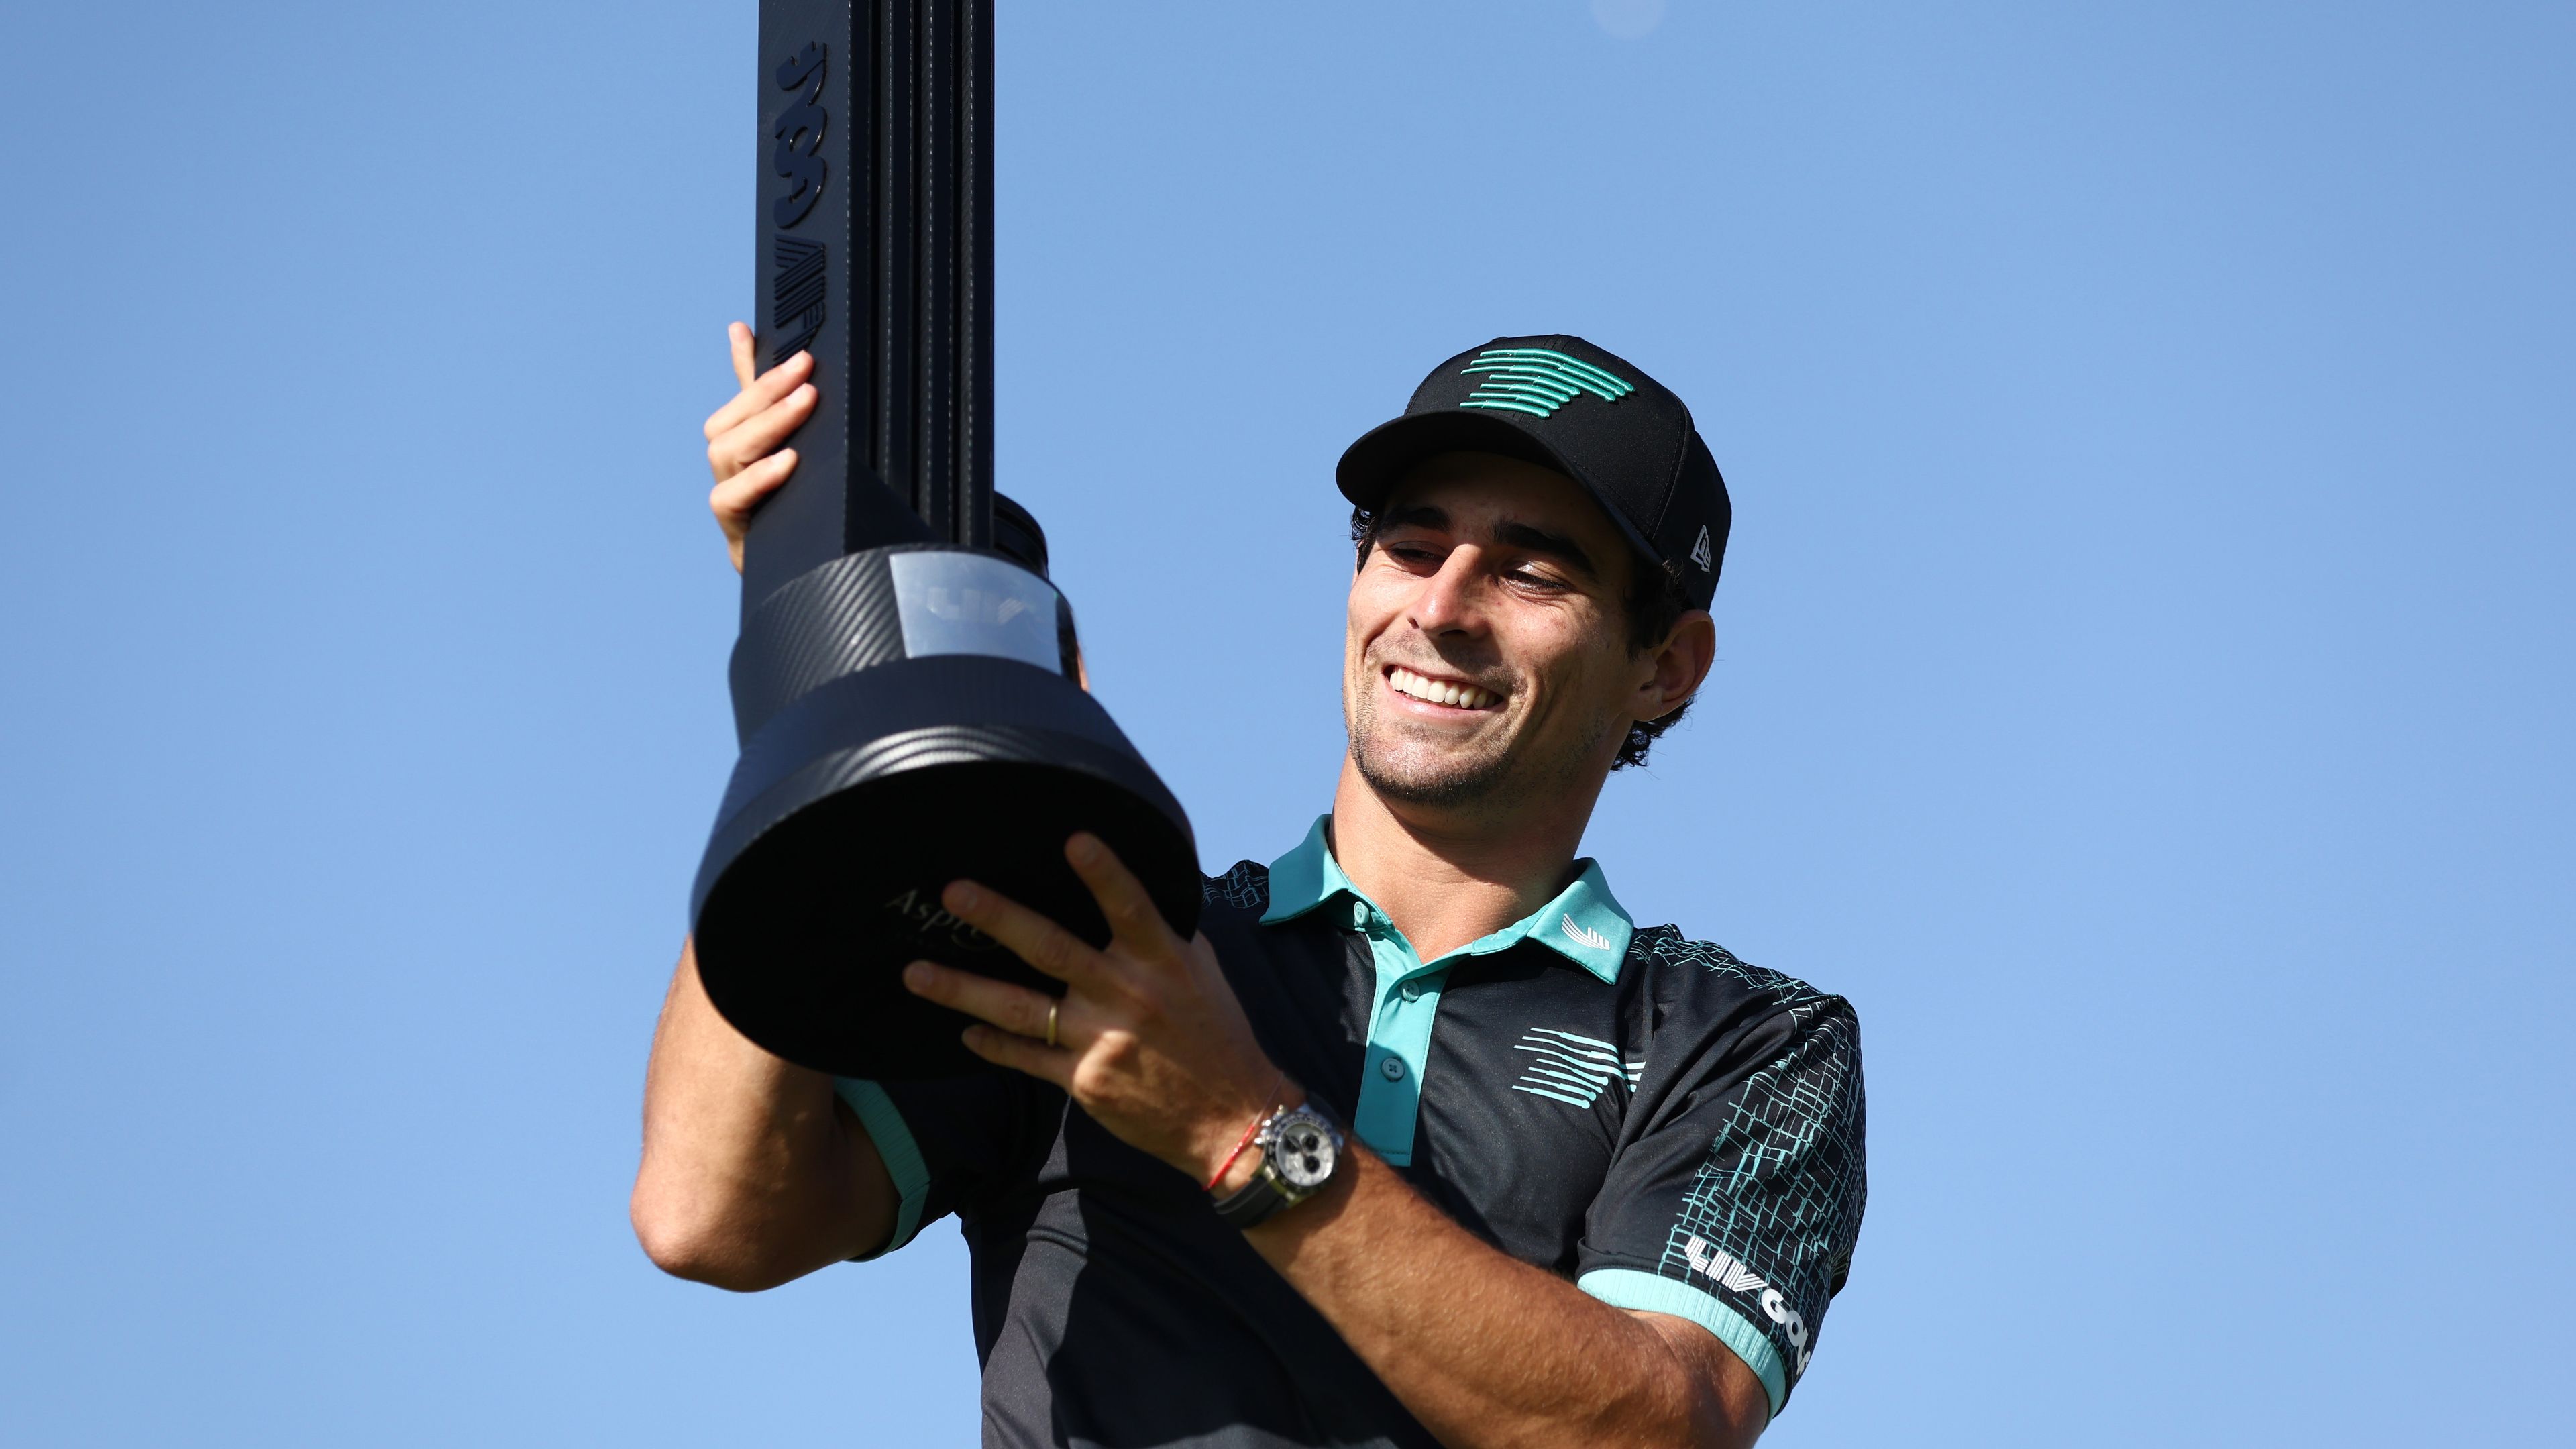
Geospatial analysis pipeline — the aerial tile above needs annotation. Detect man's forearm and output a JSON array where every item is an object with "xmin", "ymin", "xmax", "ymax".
[
  {"xmin": 631, "ymin": 941, "xmax": 895, "ymax": 1289},
  {"xmin": 1244, "ymin": 1146, "xmax": 1763, "ymax": 1449}
]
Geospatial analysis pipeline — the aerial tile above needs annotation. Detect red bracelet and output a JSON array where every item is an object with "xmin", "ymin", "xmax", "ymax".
[{"xmin": 1205, "ymin": 1077, "xmax": 1285, "ymax": 1191}]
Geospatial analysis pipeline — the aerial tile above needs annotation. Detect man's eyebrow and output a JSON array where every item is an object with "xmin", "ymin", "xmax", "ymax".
[
  {"xmin": 1379, "ymin": 504, "xmax": 1450, "ymax": 532},
  {"xmin": 1493, "ymin": 520, "xmax": 1598, "ymax": 580}
]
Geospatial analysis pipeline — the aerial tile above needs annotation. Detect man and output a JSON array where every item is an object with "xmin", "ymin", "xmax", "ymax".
[{"xmin": 636, "ymin": 331, "xmax": 1866, "ymax": 1448}]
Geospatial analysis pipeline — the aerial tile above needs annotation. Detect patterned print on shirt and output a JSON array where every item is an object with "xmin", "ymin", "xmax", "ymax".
[
  {"xmin": 1203, "ymin": 861, "xmax": 1271, "ymax": 912},
  {"xmin": 1646, "ymin": 934, "xmax": 1866, "ymax": 1386}
]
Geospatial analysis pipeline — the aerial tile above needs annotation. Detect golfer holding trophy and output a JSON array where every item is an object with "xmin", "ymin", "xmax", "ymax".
[{"xmin": 634, "ymin": 5, "xmax": 1866, "ymax": 1445}]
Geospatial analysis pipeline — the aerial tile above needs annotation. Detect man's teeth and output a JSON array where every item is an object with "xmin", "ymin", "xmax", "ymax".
[{"xmin": 1389, "ymin": 667, "xmax": 1498, "ymax": 710}]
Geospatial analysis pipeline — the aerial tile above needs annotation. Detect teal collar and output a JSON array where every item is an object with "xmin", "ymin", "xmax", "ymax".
[{"xmin": 1259, "ymin": 815, "xmax": 1634, "ymax": 983}]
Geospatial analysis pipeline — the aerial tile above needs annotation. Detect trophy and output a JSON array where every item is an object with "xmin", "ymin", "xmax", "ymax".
[{"xmin": 689, "ymin": 0, "xmax": 1199, "ymax": 1079}]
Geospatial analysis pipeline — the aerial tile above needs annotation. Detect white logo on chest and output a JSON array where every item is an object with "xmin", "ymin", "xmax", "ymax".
[{"xmin": 1509, "ymin": 1027, "xmax": 1643, "ymax": 1109}]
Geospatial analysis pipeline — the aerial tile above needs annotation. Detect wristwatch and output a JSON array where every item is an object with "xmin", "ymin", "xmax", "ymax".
[{"xmin": 1212, "ymin": 1101, "xmax": 1345, "ymax": 1230}]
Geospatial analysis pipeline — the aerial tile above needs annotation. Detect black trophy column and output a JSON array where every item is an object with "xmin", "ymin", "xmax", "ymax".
[
  {"xmin": 693, "ymin": 1, "xmax": 1199, "ymax": 1081},
  {"xmin": 745, "ymin": 0, "xmax": 996, "ymax": 612}
]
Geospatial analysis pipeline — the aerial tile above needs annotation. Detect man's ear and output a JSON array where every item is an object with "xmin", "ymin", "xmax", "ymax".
[{"xmin": 1636, "ymin": 610, "xmax": 1716, "ymax": 722}]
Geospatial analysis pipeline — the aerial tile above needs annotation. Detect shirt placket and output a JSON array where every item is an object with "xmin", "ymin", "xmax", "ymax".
[{"xmin": 1348, "ymin": 896, "xmax": 1452, "ymax": 1167}]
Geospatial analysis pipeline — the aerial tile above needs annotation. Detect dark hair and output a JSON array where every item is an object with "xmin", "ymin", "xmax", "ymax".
[{"xmin": 1351, "ymin": 508, "xmax": 1695, "ymax": 769}]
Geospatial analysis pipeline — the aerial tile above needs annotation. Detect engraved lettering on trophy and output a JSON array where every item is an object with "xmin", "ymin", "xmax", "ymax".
[
  {"xmin": 771, "ymin": 42, "xmax": 828, "ymax": 229},
  {"xmin": 881, "ymin": 887, "xmax": 996, "ymax": 950}
]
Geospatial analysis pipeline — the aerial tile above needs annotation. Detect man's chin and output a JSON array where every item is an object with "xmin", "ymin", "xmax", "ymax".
[{"xmin": 1350, "ymin": 740, "xmax": 1517, "ymax": 810}]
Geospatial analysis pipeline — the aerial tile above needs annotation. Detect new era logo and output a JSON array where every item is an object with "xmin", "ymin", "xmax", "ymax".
[{"xmin": 1689, "ymin": 525, "xmax": 1713, "ymax": 573}]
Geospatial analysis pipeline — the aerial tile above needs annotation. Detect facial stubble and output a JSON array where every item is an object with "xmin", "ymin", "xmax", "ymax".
[{"xmin": 1346, "ymin": 672, "xmax": 1616, "ymax": 812}]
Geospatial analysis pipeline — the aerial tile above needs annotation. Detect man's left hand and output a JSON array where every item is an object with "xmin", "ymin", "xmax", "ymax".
[{"xmin": 901, "ymin": 834, "xmax": 1287, "ymax": 1188}]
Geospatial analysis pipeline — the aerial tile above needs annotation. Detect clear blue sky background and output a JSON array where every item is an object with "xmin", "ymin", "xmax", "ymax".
[{"xmin": 3, "ymin": 2, "xmax": 2569, "ymax": 1444}]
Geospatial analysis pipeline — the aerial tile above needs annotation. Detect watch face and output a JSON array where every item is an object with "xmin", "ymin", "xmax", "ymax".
[{"xmin": 1273, "ymin": 1114, "xmax": 1338, "ymax": 1191}]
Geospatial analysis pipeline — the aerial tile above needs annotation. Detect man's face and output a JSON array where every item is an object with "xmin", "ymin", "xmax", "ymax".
[{"xmin": 1344, "ymin": 452, "xmax": 1664, "ymax": 812}]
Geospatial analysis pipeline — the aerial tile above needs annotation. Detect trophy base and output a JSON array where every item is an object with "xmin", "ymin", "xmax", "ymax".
[{"xmin": 690, "ymin": 655, "xmax": 1199, "ymax": 1080}]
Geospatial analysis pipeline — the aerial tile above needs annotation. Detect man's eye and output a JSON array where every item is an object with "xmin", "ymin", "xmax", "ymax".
[{"xmin": 1509, "ymin": 568, "xmax": 1568, "ymax": 591}]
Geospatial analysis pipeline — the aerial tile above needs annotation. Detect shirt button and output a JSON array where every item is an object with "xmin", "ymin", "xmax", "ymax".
[
  {"xmin": 1399, "ymin": 980, "xmax": 1425, "ymax": 1002},
  {"xmin": 1379, "ymin": 1056, "xmax": 1408, "ymax": 1082},
  {"xmin": 1350, "ymin": 902, "xmax": 1370, "ymax": 928}
]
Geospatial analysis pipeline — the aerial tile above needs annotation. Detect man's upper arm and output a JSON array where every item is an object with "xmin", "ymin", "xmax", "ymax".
[
  {"xmin": 1573, "ymin": 974, "xmax": 1868, "ymax": 1423},
  {"xmin": 1632, "ymin": 1309, "xmax": 1772, "ymax": 1447},
  {"xmin": 634, "ymin": 944, "xmax": 902, "ymax": 1287}
]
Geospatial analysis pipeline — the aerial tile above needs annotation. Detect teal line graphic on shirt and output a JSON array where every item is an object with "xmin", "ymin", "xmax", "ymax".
[
  {"xmin": 1458, "ymin": 347, "xmax": 1636, "ymax": 418},
  {"xmin": 1510, "ymin": 1027, "xmax": 1644, "ymax": 1108}
]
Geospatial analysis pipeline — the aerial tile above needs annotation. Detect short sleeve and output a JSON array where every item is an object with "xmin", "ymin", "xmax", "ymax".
[
  {"xmin": 1574, "ymin": 971, "xmax": 1866, "ymax": 1419},
  {"xmin": 834, "ymin": 1072, "xmax": 1057, "ymax": 1260}
]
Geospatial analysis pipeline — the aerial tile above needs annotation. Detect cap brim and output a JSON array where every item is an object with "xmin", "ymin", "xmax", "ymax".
[{"xmin": 1334, "ymin": 409, "xmax": 1662, "ymax": 565}]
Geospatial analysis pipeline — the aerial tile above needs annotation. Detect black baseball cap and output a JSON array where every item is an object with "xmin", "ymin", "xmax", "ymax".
[{"xmin": 1336, "ymin": 335, "xmax": 1730, "ymax": 610}]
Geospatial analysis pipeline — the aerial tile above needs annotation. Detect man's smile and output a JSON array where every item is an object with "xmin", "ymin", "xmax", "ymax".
[{"xmin": 1384, "ymin": 665, "xmax": 1503, "ymax": 712}]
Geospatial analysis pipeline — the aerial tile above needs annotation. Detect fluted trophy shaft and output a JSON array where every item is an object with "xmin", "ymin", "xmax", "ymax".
[{"xmin": 745, "ymin": 0, "xmax": 996, "ymax": 613}]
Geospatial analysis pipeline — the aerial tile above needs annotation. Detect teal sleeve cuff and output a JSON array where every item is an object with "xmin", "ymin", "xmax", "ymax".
[
  {"xmin": 834, "ymin": 1079, "xmax": 930, "ymax": 1260},
  {"xmin": 1577, "ymin": 1267, "xmax": 1786, "ymax": 1420}
]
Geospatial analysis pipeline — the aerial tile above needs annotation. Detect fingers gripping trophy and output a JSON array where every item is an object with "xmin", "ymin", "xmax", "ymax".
[{"xmin": 689, "ymin": 0, "xmax": 1199, "ymax": 1081}]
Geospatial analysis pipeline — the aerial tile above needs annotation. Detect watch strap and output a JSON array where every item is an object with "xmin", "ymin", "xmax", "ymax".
[{"xmin": 1211, "ymin": 1167, "xmax": 1293, "ymax": 1230}]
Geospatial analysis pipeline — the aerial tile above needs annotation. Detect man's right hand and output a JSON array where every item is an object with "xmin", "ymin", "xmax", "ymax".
[{"xmin": 703, "ymin": 321, "xmax": 816, "ymax": 573}]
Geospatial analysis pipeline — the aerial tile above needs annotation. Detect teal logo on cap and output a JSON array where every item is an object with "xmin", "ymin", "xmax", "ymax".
[{"xmin": 1458, "ymin": 347, "xmax": 1635, "ymax": 419}]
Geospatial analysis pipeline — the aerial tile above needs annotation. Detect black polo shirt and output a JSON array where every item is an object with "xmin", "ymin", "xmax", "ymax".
[{"xmin": 835, "ymin": 818, "xmax": 1866, "ymax": 1448}]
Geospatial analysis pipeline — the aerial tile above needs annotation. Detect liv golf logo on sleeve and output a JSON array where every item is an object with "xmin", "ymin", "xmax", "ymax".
[{"xmin": 1682, "ymin": 1234, "xmax": 1815, "ymax": 1375}]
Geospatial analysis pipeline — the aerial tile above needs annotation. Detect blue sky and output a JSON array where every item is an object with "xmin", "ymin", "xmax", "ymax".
[{"xmin": 1, "ymin": 2, "xmax": 2569, "ymax": 1444}]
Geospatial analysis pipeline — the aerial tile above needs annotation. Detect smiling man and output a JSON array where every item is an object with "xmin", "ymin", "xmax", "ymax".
[{"xmin": 635, "ymin": 333, "xmax": 1867, "ymax": 1448}]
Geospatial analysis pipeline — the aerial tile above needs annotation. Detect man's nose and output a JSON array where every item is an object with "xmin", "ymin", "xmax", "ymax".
[{"xmin": 1409, "ymin": 548, "xmax": 1487, "ymax": 635}]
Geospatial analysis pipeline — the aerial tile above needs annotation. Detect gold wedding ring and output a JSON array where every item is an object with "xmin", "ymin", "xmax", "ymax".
[{"xmin": 1044, "ymin": 1000, "xmax": 1060, "ymax": 1049}]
